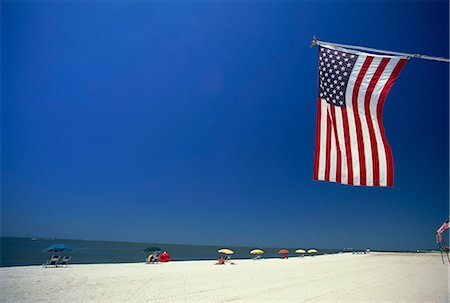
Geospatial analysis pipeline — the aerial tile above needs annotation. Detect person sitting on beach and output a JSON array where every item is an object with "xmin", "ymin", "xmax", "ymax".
[
  {"xmin": 158, "ymin": 251, "xmax": 171, "ymax": 263},
  {"xmin": 215, "ymin": 257, "xmax": 225, "ymax": 265}
]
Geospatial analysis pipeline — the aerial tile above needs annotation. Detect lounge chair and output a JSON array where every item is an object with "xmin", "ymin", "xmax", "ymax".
[
  {"xmin": 43, "ymin": 255, "xmax": 60, "ymax": 268},
  {"xmin": 59, "ymin": 256, "xmax": 72, "ymax": 267},
  {"xmin": 146, "ymin": 254, "xmax": 158, "ymax": 264}
]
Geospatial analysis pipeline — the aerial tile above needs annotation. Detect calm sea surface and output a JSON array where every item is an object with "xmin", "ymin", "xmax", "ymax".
[{"xmin": 1, "ymin": 237, "xmax": 344, "ymax": 267}]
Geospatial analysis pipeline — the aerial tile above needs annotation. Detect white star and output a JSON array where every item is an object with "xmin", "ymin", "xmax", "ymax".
[
  {"xmin": 347, "ymin": 63, "xmax": 351, "ymax": 67},
  {"xmin": 327, "ymin": 49, "xmax": 331, "ymax": 53},
  {"xmin": 343, "ymin": 72, "xmax": 348, "ymax": 76},
  {"xmin": 341, "ymin": 67, "xmax": 345, "ymax": 71},
  {"xmin": 340, "ymin": 92, "xmax": 344, "ymax": 96},
  {"xmin": 338, "ymin": 76, "xmax": 342, "ymax": 80},
  {"xmin": 334, "ymin": 80, "xmax": 337, "ymax": 84},
  {"xmin": 341, "ymin": 82, "xmax": 345, "ymax": 85},
  {"xmin": 340, "ymin": 101, "xmax": 344, "ymax": 105},
  {"xmin": 350, "ymin": 55, "xmax": 355, "ymax": 58}
]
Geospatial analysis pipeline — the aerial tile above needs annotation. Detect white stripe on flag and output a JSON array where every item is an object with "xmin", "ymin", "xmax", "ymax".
[
  {"xmin": 344, "ymin": 56, "xmax": 365, "ymax": 185},
  {"xmin": 334, "ymin": 106, "xmax": 348, "ymax": 184},
  {"xmin": 318, "ymin": 99, "xmax": 328, "ymax": 180},
  {"xmin": 329, "ymin": 108, "xmax": 337, "ymax": 182}
]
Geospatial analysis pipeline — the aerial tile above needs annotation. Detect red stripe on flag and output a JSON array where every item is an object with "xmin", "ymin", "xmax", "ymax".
[
  {"xmin": 341, "ymin": 108, "xmax": 353, "ymax": 185},
  {"xmin": 352, "ymin": 56, "xmax": 373, "ymax": 186},
  {"xmin": 364, "ymin": 58, "xmax": 390, "ymax": 186},
  {"xmin": 324, "ymin": 110, "xmax": 332, "ymax": 181},
  {"xmin": 330, "ymin": 105, "xmax": 342, "ymax": 183},
  {"xmin": 377, "ymin": 58, "xmax": 408, "ymax": 187},
  {"xmin": 314, "ymin": 99, "xmax": 322, "ymax": 180}
]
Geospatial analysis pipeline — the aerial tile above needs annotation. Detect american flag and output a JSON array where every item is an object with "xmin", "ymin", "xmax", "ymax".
[{"xmin": 313, "ymin": 44, "xmax": 408, "ymax": 187}]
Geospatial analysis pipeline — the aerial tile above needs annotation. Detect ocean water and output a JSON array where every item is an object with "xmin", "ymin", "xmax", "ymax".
[{"xmin": 0, "ymin": 237, "xmax": 343, "ymax": 267}]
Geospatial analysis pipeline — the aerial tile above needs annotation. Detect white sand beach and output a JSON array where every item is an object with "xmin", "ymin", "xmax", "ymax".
[{"xmin": 0, "ymin": 253, "xmax": 448, "ymax": 303}]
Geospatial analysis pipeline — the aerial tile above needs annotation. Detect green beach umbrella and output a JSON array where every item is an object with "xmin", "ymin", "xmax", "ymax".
[
  {"xmin": 143, "ymin": 246, "xmax": 162, "ymax": 253},
  {"xmin": 42, "ymin": 244, "xmax": 72, "ymax": 253}
]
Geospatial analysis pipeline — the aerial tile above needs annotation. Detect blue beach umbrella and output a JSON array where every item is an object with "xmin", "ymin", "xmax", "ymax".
[{"xmin": 42, "ymin": 244, "xmax": 72, "ymax": 253}]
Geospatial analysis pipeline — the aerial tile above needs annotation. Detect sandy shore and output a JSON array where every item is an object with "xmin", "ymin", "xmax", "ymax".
[{"xmin": 0, "ymin": 253, "xmax": 448, "ymax": 302}]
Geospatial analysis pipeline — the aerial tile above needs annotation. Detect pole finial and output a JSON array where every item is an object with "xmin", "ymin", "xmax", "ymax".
[{"xmin": 310, "ymin": 35, "xmax": 318, "ymax": 48}]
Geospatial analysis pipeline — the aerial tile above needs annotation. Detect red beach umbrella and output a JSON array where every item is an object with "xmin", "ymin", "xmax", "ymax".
[{"xmin": 278, "ymin": 249, "xmax": 289, "ymax": 254}]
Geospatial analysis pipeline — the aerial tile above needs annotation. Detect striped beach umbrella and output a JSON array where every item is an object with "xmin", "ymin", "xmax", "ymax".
[
  {"xmin": 308, "ymin": 249, "xmax": 318, "ymax": 254},
  {"xmin": 250, "ymin": 249, "xmax": 264, "ymax": 255},
  {"xmin": 295, "ymin": 249, "xmax": 306, "ymax": 254}
]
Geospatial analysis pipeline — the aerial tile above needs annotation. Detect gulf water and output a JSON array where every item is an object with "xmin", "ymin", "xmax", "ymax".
[{"xmin": 1, "ymin": 237, "xmax": 343, "ymax": 267}]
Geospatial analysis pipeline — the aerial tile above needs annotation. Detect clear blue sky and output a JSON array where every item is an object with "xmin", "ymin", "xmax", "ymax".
[{"xmin": 2, "ymin": 1, "xmax": 448, "ymax": 250}]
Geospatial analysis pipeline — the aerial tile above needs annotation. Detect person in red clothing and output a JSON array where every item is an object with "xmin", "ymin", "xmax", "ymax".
[{"xmin": 158, "ymin": 251, "xmax": 171, "ymax": 263}]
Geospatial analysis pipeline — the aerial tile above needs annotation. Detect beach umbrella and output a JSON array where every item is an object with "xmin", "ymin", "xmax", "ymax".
[
  {"xmin": 42, "ymin": 244, "xmax": 72, "ymax": 253},
  {"xmin": 307, "ymin": 249, "xmax": 318, "ymax": 254},
  {"xmin": 250, "ymin": 249, "xmax": 264, "ymax": 255},
  {"xmin": 143, "ymin": 246, "xmax": 162, "ymax": 253},
  {"xmin": 278, "ymin": 249, "xmax": 289, "ymax": 254},
  {"xmin": 218, "ymin": 248, "xmax": 234, "ymax": 255},
  {"xmin": 295, "ymin": 249, "xmax": 306, "ymax": 254}
]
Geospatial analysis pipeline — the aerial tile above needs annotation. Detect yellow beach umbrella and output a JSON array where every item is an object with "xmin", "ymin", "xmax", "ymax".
[
  {"xmin": 218, "ymin": 248, "xmax": 234, "ymax": 255},
  {"xmin": 295, "ymin": 249, "xmax": 306, "ymax": 254},
  {"xmin": 307, "ymin": 249, "xmax": 318, "ymax": 254},
  {"xmin": 250, "ymin": 249, "xmax": 264, "ymax": 255}
]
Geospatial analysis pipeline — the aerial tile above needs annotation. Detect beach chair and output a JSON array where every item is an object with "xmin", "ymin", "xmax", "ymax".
[
  {"xmin": 43, "ymin": 255, "xmax": 60, "ymax": 268},
  {"xmin": 59, "ymin": 256, "xmax": 72, "ymax": 267},
  {"xmin": 146, "ymin": 254, "xmax": 158, "ymax": 264}
]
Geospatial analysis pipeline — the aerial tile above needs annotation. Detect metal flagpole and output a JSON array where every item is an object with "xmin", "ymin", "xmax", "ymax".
[{"xmin": 310, "ymin": 36, "xmax": 450, "ymax": 63}]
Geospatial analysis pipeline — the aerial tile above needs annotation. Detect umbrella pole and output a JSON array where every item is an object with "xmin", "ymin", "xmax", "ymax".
[
  {"xmin": 442, "ymin": 237, "xmax": 450, "ymax": 263},
  {"xmin": 438, "ymin": 241, "xmax": 445, "ymax": 264}
]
